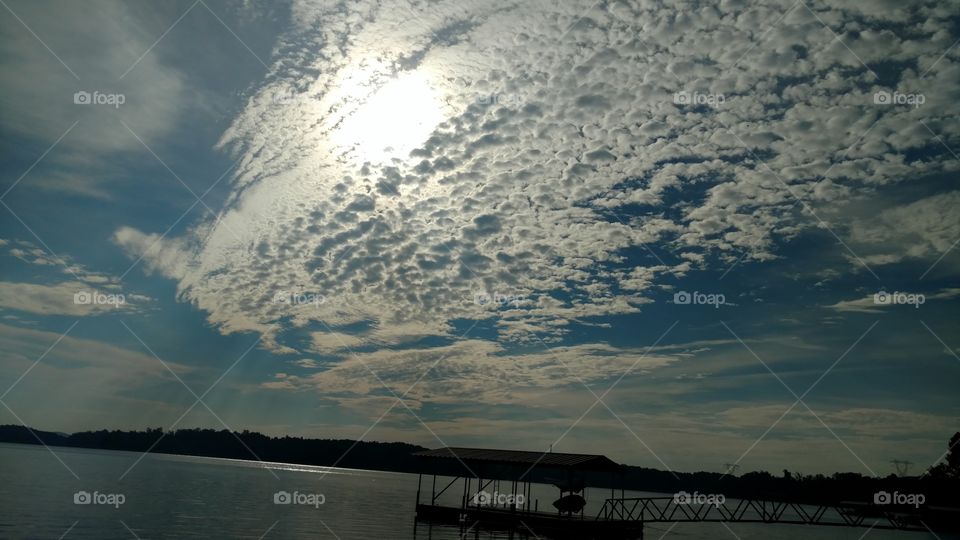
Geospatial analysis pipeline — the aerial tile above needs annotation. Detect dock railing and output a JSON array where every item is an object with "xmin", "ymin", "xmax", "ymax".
[{"xmin": 596, "ymin": 496, "xmax": 927, "ymax": 531}]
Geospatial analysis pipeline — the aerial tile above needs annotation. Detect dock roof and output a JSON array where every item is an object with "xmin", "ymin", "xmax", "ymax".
[{"xmin": 414, "ymin": 446, "xmax": 622, "ymax": 472}]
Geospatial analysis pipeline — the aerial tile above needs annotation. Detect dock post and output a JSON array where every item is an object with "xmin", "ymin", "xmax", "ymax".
[{"xmin": 417, "ymin": 473, "xmax": 422, "ymax": 506}]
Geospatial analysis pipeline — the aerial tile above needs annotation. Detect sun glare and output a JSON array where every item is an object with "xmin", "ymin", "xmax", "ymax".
[{"xmin": 331, "ymin": 70, "xmax": 444, "ymax": 164}]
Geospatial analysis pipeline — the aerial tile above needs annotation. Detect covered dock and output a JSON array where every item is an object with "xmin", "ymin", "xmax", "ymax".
[
  {"xmin": 411, "ymin": 446, "xmax": 943, "ymax": 539},
  {"xmin": 412, "ymin": 446, "xmax": 644, "ymax": 539}
]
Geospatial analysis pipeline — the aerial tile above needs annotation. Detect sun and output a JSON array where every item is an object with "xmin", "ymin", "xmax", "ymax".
[{"xmin": 330, "ymin": 69, "xmax": 445, "ymax": 164}]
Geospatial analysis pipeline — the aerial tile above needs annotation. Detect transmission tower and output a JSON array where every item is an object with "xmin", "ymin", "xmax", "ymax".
[
  {"xmin": 890, "ymin": 460, "xmax": 913, "ymax": 476},
  {"xmin": 723, "ymin": 463, "xmax": 741, "ymax": 475}
]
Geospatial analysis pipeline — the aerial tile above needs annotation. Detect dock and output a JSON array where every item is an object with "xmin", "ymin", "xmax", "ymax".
[{"xmin": 410, "ymin": 446, "xmax": 948, "ymax": 539}]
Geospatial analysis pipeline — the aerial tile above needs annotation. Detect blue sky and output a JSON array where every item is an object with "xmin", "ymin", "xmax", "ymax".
[{"xmin": 1, "ymin": 0, "xmax": 958, "ymax": 476}]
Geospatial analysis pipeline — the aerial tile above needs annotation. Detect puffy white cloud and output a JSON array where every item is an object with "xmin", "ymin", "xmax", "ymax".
[{"xmin": 113, "ymin": 0, "xmax": 958, "ymax": 369}]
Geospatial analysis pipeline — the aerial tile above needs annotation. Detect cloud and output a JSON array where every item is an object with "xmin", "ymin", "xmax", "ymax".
[
  {"xmin": 0, "ymin": 322, "xmax": 192, "ymax": 430},
  {"xmin": 0, "ymin": 280, "xmax": 144, "ymax": 316},
  {"xmin": 0, "ymin": 239, "xmax": 151, "ymax": 316},
  {"xmin": 0, "ymin": 0, "xmax": 191, "ymax": 198},
  {"xmin": 827, "ymin": 287, "xmax": 960, "ymax": 313},
  {"xmin": 263, "ymin": 339, "xmax": 679, "ymax": 410},
  {"xmin": 847, "ymin": 191, "xmax": 960, "ymax": 267},
  {"xmin": 112, "ymin": 0, "xmax": 958, "ymax": 358}
]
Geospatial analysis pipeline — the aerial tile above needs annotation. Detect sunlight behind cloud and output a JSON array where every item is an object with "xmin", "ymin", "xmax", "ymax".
[{"xmin": 331, "ymin": 69, "xmax": 444, "ymax": 164}]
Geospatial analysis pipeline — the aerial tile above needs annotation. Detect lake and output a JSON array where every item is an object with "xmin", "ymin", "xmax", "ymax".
[{"xmin": 0, "ymin": 443, "xmax": 948, "ymax": 539}]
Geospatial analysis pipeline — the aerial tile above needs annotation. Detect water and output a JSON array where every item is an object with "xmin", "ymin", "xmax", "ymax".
[{"xmin": 0, "ymin": 443, "xmax": 949, "ymax": 539}]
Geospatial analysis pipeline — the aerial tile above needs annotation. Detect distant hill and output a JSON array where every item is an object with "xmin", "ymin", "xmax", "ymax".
[
  {"xmin": 2, "ymin": 425, "xmax": 958, "ymax": 506},
  {"xmin": 0, "ymin": 424, "xmax": 427, "ymax": 473}
]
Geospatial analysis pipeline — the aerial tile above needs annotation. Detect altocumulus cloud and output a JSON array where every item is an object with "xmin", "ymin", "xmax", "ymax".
[{"xmin": 113, "ymin": 0, "xmax": 959, "ymax": 397}]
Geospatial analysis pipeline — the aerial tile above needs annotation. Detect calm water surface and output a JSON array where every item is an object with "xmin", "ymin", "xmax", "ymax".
[{"xmin": 0, "ymin": 443, "xmax": 951, "ymax": 539}]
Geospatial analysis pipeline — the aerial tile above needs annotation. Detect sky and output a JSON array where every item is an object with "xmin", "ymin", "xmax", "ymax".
[{"xmin": 0, "ymin": 0, "xmax": 958, "ymax": 477}]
